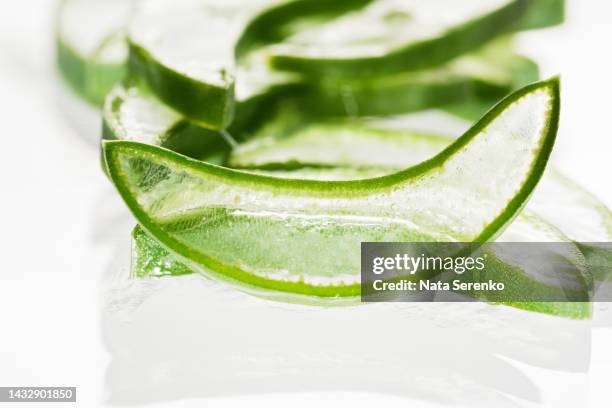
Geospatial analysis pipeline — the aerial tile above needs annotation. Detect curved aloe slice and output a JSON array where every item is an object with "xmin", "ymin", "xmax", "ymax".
[
  {"xmin": 266, "ymin": 0, "xmax": 530, "ymax": 77},
  {"xmin": 230, "ymin": 102, "xmax": 612, "ymax": 287},
  {"xmin": 56, "ymin": 0, "xmax": 132, "ymax": 106},
  {"xmin": 104, "ymin": 79, "xmax": 559, "ymax": 301}
]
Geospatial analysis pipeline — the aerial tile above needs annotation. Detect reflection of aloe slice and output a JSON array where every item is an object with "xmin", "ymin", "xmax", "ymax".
[
  {"xmin": 267, "ymin": 0, "xmax": 531, "ymax": 77},
  {"xmin": 56, "ymin": 0, "xmax": 132, "ymax": 106},
  {"xmin": 104, "ymin": 79, "xmax": 559, "ymax": 302}
]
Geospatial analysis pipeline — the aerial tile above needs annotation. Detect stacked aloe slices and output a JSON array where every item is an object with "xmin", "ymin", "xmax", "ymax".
[{"xmin": 58, "ymin": 0, "xmax": 612, "ymax": 318}]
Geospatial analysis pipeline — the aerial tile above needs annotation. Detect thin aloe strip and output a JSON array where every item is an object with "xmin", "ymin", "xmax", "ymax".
[
  {"xmin": 104, "ymin": 79, "xmax": 559, "ymax": 302},
  {"xmin": 266, "ymin": 0, "xmax": 531, "ymax": 78},
  {"xmin": 56, "ymin": 0, "xmax": 133, "ymax": 106}
]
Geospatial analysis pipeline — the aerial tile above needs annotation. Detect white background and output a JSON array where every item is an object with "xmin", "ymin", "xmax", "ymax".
[{"xmin": 0, "ymin": 1, "xmax": 611, "ymax": 407}]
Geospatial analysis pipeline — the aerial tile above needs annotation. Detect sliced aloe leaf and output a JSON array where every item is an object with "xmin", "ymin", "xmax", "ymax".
[
  {"xmin": 487, "ymin": 212, "xmax": 591, "ymax": 319},
  {"xmin": 294, "ymin": 40, "xmax": 539, "ymax": 118},
  {"xmin": 530, "ymin": 171, "xmax": 612, "ymax": 281},
  {"xmin": 102, "ymin": 84, "xmax": 230, "ymax": 164},
  {"xmin": 103, "ymin": 85, "xmax": 181, "ymax": 145},
  {"xmin": 442, "ymin": 52, "xmax": 540, "ymax": 121},
  {"xmin": 518, "ymin": 0, "xmax": 564, "ymax": 31},
  {"xmin": 129, "ymin": 209, "xmax": 591, "ymax": 319},
  {"xmin": 104, "ymin": 79, "xmax": 559, "ymax": 301},
  {"xmin": 56, "ymin": 0, "xmax": 132, "ymax": 106},
  {"xmin": 127, "ymin": 0, "xmax": 248, "ymax": 129},
  {"xmin": 127, "ymin": 0, "xmax": 365, "ymax": 129},
  {"xmin": 229, "ymin": 111, "xmax": 451, "ymax": 171},
  {"xmin": 235, "ymin": 0, "xmax": 375, "ymax": 58},
  {"xmin": 131, "ymin": 225, "xmax": 193, "ymax": 278},
  {"xmin": 266, "ymin": 0, "xmax": 531, "ymax": 77},
  {"xmin": 229, "ymin": 100, "xmax": 612, "ymax": 288}
]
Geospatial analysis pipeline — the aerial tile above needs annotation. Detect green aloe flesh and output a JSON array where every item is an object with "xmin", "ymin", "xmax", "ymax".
[
  {"xmin": 130, "ymin": 209, "xmax": 591, "ymax": 318},
  {"xmin": 266, "ymin": 0, "xmax": 532, "ymax": 77},
  {"xmin": 58, "ymin": 0, "xmax": 562, "ymax": 111},
  {"xmin": 126, "ymin": 0, "xmax": 378, "ymax": 129},
  {"xmin": 105, "ymin": 42, "xmax": 539, "ymax": 158},
  {"xmin": 127, "ymin": 0, "xmax": 242, "ymax": 129},
  {"xmin": 518, "ymin": 0, "xmax": 564, "ymax": 31},
  {"xmin": 56, "ymin": 0, "xmax": 132, "ymax": 106},
  {"xmin": 235, "ymin": 0, "xmax": 375, "ymax": 58},
  {"xmin": 291, "ymin": 39, "xmax": 540, "ymax": 118},
  {"xmin": 102, "ymin": 85, "xmax": 230, "ymax": 164},
  {"xmin": 530, "ymin": 172, "xmax": 612, "ymax": 281},
  {"xmin": 104, "ymin": 79, "xmax": 559, "ymax": 302},
  {"xmin": 228, "ymin": 97, "xmax": 612, "ymax": 286}
]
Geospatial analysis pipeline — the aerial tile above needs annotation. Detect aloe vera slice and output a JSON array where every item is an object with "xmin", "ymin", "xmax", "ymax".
[
  {"xmin": 129, "ymin": 209, "xmax": 591, "ymax": 318},
  {"xmin": 99, "ymin": 74, "xmax": 289, "ymax": 170},
  {"xmin": 530, "ymin": 171, "xmax": 612, "ymax": 281},
  {"xmin": 266, "ymin": 0, "xmax": 531, "ymax": 77},
  {"xmin": 518, "ymin": 0, "xmax": 564, "ymax": 31},
  {"xmin": 102, "ymin": 84, "xmax": 230, "ymax": 163},
  {"xmin": 229, "ymin": 102, "xmax": 612, "ymax": 287},
  {"xmin": 104, "ymin": 79, "xmax": 559, "ymax": 301},
  {"xmin": 229, "ymin": 113, "xmax": 450, "ymax": 172},
  {"xmin": 127, "ymin": 0, "xmax": 360, "ymax": 129},
  {"xmin": 127, "ymin": 0, "xmax": 248, "ymax": 129},
  {"xmin": 235, "ymin": 0, "xmax": 375, "ymax": 58},
  {"xmin": 56, "ymin": 0, "xmax": 132, "ymax": 106},
  {"xmin": 294, "ymin": 40, "xmax": 539, "ymax": 118},
  {"xmin": 487, "ymin": 212, "xmax": 590, "ymax": 319},
  {"xmin": 131, "ymin": 225, "xmax": 193, "ymax": 278}
]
